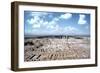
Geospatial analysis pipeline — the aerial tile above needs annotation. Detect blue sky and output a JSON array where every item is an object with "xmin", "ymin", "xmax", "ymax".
[{"xmin": 24, "ymin": 11, "xmax": 90, "ymax": 35}]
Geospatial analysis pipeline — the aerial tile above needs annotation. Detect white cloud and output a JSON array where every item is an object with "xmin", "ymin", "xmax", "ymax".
[
  {"xmin": 46, "ymin": 25, "xmax": 55, "ymax": 29},
  {"xmin": 46, "ymin": 24, "xmax": 79, "ymax": 35},
  {"xmin": 27, "ymin": 16, "xmax": 41, "ymax": 28},
  {"xmin": 27, "ymin": 12, "xmax": 73, "ymax": 30},
  {"xmin": 63, "ymin": 26, "xmax": 79, "ymax": 34},
  {"xmin": 27, "ymin": 12, "xmax": 56, "ymax": 29},
  {"xmin": 39, "ymin": 19, "xmax": 44, "ymax": 24},
  {"xmin": 67, "ymin": 26, "xmax": 78, "ymax": 31},
  {"xmin": 27, "ymin": 18, "xmax": 34, "ymax": 24},
  {"xmin": 43, "ymin": 21, "xmax": 48, "ymax": 26},
  {"xmin": 27, "ymin": 16, "xmax": 40, "ymax": 24},
  {"xmin": 78, "ymin": 14, "xmax": 87, "ymax": 25},
  {"xmin": 53, "ymin": 17, "xmax": 59, "ymax": 21},
  {"xmin": 32, "ymin": 24, "xmax": 41, "ymax": 28},
  {"xmin": 26, "ymin": 12, "xmax": 81, "ymax": 35},
  {"xmin": 31, "ymin": 12, "xmax": 48, "ymax": 17},
  {"xmin": 60, "ymin": 13, "xmax": 72, "ymax": 19},
  {"xmin": 46, "ymin": 21, "xmax": 57, "ymax": 29},
  {"xmin": 27, "ymin": 12, "xmax": 49, "ymax": 28},
  {"xmin": 45, "ymin": 17, "xmax": 59, "ymax": 29},
  {"xmin": 49, "ymin": 20, "xmax": 56, "ymax": 25}
]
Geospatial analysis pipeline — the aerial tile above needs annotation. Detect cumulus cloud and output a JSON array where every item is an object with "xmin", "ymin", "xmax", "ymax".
[
  {"xmin": 46, "ymin": 21, "xmax": 57, "ymax": 29},
  {"xmin": 42, "ymin": 21, "xmax": 48, "ymax": 26},
  {"xmin": 27, "ymin": 16, "xmax": 41, "ymax": 28},
  {"xmin": 26, "ymin": 12, "xmax": 81, "ymax": 35},
  {"xmin": 78, "ymin": 14, "xmax": 87, "ymax": 25},
  {"xmin": 27, "ymin": 12, "xmax": 49, "ymax": 28},
  {"xmin": 27, "ymin": 12, "xmax": 73, "ymax": 29},
  {"xmin": 60, "ymin": 13, "xmax": 72, "ymax": 19},
  {"xmin": 27, "ymin": 16, "xmax": 40, "ymax": 24},
  {"xmin": 32, "ymin": 24, "xmax": 41, "ymax": 28}
]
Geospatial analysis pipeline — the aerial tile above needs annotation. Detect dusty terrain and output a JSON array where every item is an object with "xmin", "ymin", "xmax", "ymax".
[{"xmin": 24, "ymin": 36, "xmax": 90, "ymax": 62}]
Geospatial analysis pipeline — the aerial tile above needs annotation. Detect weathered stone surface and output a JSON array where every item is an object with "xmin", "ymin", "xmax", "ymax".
[{"xmin": 24, "ymin": 37, "xmax": 90, "ymax": 62}]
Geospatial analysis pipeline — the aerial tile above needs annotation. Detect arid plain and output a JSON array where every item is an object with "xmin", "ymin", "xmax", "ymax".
[{"xmin": 24, "ymin": 36, "xmax": 90, "ymax": 62}]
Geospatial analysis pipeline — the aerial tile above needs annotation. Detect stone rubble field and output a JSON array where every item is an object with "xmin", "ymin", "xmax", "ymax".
[{"xmin": 24, "ymin": 37, "xmax": 90, "ymax": 62}]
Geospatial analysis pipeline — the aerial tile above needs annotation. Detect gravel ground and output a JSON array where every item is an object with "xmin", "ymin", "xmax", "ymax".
[{"xmin": 24, "ymin": 37, "xmax": 90, "ymax": 62}]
